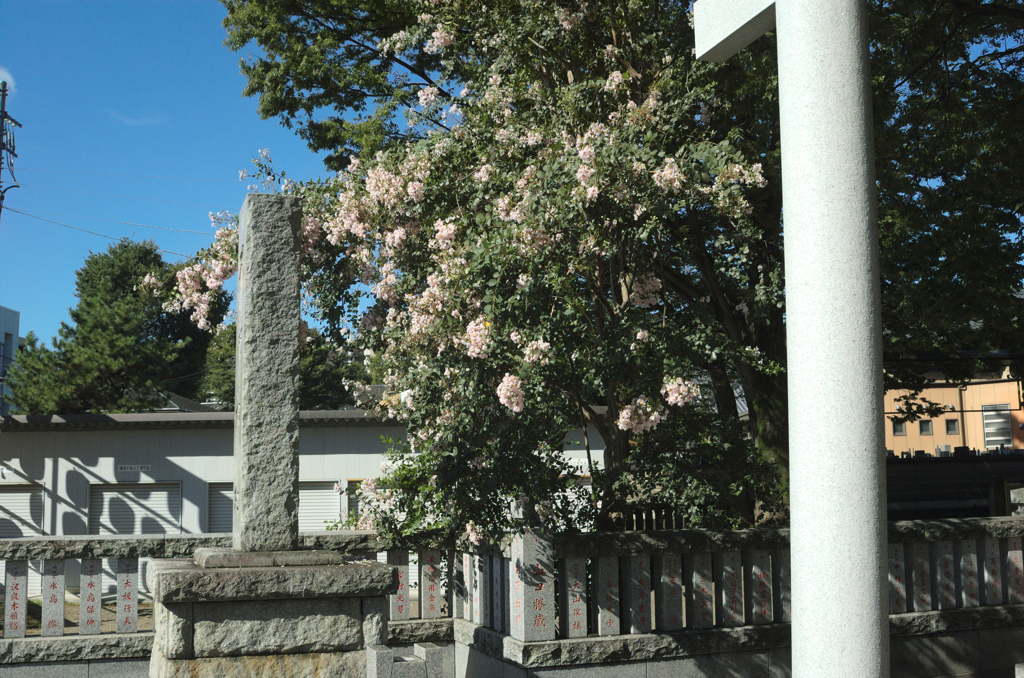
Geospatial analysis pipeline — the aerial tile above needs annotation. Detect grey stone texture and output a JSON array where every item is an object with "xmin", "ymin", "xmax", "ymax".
[
  {"xmin": 911, "ymin": 542, "xmax": 932, "ymax": 612},
  {"xmin": 0, "ymin": 534, "xmax": 232, "ymax": 561},
  {"xmin": 419, "ymin": 550, "xmax": 445, "ymax": 619},
  {"xmin": 983, "ymin": 538, "xmax": 1003, "ymax": 606},
  {"xmin": 473, "ymin": 555, "xmax": 490, "ymax": 628},
  {"xmin": 382, "ymin": 551, "xmax": 411, "ymax": 621},
  {"xmin": 149, "ymin": 643, "xmax": 365, "ymax": 678},
  {"xmin": 414, "ymin": 642, "xmax": 445, "ymax": 678},
  {"xmin": 0, "ymin": 632, "xmax": 153, "ymax": 664},
  {"xmin": 367, "ymin": 644, "xmax": 393, "ymax": 678},
  {"xmin": 622, "ymin": 555, "xmax": 651, "ymax": 634},
  {"xmin": 746, "ymin": 550, "xmax": 771, "ymax": 625},
  {"xmin": 890, "ymin": 543, "xmax": 908, "ymax": 613},
  {"xmin": 363, "ymin": 596, "xmax": 389, "ymax": 647},
  {"xmin": 770, "ymin": 549, "xmax": 790, "ymax": 623},
  {"xmin": 79, "ymin": 559, "xmax": 102, "ymax": 635},
  {"xmin": 594, "ymin": 556, "xmax": 620, "ymax": 636},
  {"xmin": 462, "ymin": 553, "xmax": 473, "ymax": 622},
  {"xmin": 551, "ymin": 528, "xmax": 791, "ymax": 560},
  {"xmin": 148, "ymin": 557, "xmax": 397, "ymax": 602},
  {"xmin": 715, "ymin": 551, "xmax": 743, "ymax": 628},
  {"xmin": 653, "ymin": 554, "xmax": 683, "ymax": 632},
  {"xmin": 116, "ymin": 558, "xmax": 139, "ymax": 634},
  {"xmin": 233, "ymin": 192, "xmax": 303, "ymax": 553},
  {"xmin": 558, "ymin": 558, "xmax": 587, "ymax": 638},
  {"xmin": 491, "ymin": 555, "xmax": 503, "ymax": 631},
  {"xmin": 511, "ymin": 532, "xmax": 559, "ymax": 642},
  {"xmin": 646, "ymin": 651, "xmax": 769, "ymax": 678},
  {"xmin": 961, "ymin": 540, "xmax": 981, "ymax": 608},
  {"xmin": 387, "ymin": 619, "xmax": 453, "ymax": 646},
  {"xmin": 192, "ymin": 597, "xmax": 362, "ymax": 657},
  {"xmin": 154, "ymin": 602, "xmax": 193, "ymax": 660},
  {"xmin": 4, "ymin": 561, "xmax": 27, "ymax": 638},
  {"xmin": 935, "ymin": 541, "xmax": 956, "ymax": 610},
  {"xmin": 1010, "ymin": 537, "xmax": 1024, "ymax": 604},
  {"xmin": 686, "ymin": 553, "xmax": 714, "ymax": 629},
  {"xmin": 193, "ymin": 547, "xmax": 348, "ymax": 568},
  {"xmin": 41, "ymin": 560, "xmax": 65, "ymax": 637}
]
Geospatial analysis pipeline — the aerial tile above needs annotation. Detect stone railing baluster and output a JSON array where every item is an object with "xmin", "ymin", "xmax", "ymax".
[
  {"xmin": 686, "ymin": 552, "xmax": 714, "ymax": 629},
  {"xmin": 715, "ymin": 550, "xmax": 743, "ymax": 627},
  {"xmin": 747, "ymin": 550, "xmax": 772, "ymax": 624},
  {"xmin": 1008, "ymin": 537, "xmax": 1024, "ymax": 604},
  {"xmin": 462, "ymin": 552, "xmax": 474, "ymax": 621},
  {"xmin": 594, "ymin": 556, "xmax": 620, "ymax": 636},
  {"xmin": 559, "ymin": 557, "xmax": 587, "ymax": 638},
  {"xmin": 983, "ymin": 538, "xmax": 1003, "ymax": 606},
  {"xmin": 622, "ymin": 555, "xmax": 651, "ymax": 634},
  {"xmin": 960, "ymin": 540, "xmax": 980, "ymax": 608},
  {"xmin": 772, "ymin": 549, "xmax": 791, "ymax": 623},
  {"xmin": 116, "ymin": 558, "xmax": 139, "ymax": 633},
  {"xmin": 41, "ymin": 559, "xmax": 65, "ymax": 636},
  {"xmin": 490, "ymin": 554, "xmax": 502, "ymax": 631},
  {"xmin": 888, "ymin": 543, "xmax": 908, "ymax": 614},
  {"xmin": 934, "ymin": 542, "xmax": 955, "ymax": 610},
  {"xmin": 653, "ymin": 553, "xmax": 683, "ymax": 631},
  {"xmin": 418, "ymin": 549, "xmax": 443, "ymax": 619},
  {"xmin": 4, "ymin": 560, "xmax": 28, "ymax": 638},
  {"xmin": 473, "ymin": 553, "xmax": 491, "ymax": 627},
  {"xmin": 80, "ymin": 558, "xmax": 102, "ymax": 634},
  {"xmin": 381, "ymin": 551, "xmax": 410, "ymax": 620},
  {"xmin": 510, "ymin": 531, "xmax": 554, "ymax": 641},
  {"xmin": 911, "ymin": 543, "xmax": 932, "ymax": 612},
  {"xmin": 502, "ymin": 555, "xmax": 511, "ymax": 633}
]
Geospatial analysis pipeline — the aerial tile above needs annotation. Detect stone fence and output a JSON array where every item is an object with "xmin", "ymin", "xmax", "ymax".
[{"xmin": 4, "ymin": 520, "xmax": 1024, "ymax": 677}]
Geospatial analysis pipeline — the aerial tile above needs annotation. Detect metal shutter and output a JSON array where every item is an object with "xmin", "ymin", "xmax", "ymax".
[
  {"xmin": 88, "ymin": 483, "xmax": 181, "ymax": 596},
  {"xmin": 0, "ymin": 486, "xmax": 43, "ymax": 595},
  {"xmin": 299, "ymin": 481, "xmax": 343, "ymax": 532},
  {"xmin": 207, "ymin": 483, "xmax": 234, "ymax": 533},
  {"xmin": 983, "ymin": 404, "xmax": 1013, "ymax": 449}
]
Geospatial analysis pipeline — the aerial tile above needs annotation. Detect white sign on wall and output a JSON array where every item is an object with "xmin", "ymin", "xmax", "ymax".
[{"xmin": 117, "ymin": 465, "xmax": 151, "ymax": 473}]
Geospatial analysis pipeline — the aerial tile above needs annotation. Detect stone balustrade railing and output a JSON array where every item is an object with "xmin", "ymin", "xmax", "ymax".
[
  {"xmin": 445, "ymin": 517, "xmax": 1024, "ymax": 644},
  {"xmin": 3, "ymin": 519, "xmax": 1022, "ymax": 657},
  {"xmin": 1, "ymin": 534, "xmax": 233, "ymax": 639}
]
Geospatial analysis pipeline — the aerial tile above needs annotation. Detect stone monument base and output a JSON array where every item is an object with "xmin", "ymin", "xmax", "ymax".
[{"xmin": 148, "ymin": 550, "xmax": 397, "ymax": 678}]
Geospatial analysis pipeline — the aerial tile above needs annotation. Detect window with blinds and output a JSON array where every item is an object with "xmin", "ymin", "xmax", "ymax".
[
  {"xmin": 983, "ymin": 404, "xmax": 1013, "ymax": 449},
  {"xmin": 207, "ymin": 482, "xmax": 234, "ymax": 533},
  {"xmin": 203, "ymin": 481, "xmax": 344, "ymax": 533}
]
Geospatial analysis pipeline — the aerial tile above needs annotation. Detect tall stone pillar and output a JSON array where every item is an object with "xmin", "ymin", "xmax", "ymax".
[
  {"xmin": 695, "ymin": 2, "xmax": 889, "ymax": 677},
  {"xmin": 232, "ymin": 193, "xmax": 303, "ymax": 552},
  {"xmin": 774, "ymin": 4, "xmax": 889, "ymax": 677}
]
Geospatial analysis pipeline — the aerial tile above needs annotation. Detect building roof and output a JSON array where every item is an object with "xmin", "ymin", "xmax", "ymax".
[{"xmin": 0, "ymin": 409, "xmax": 392, "ymax": 432}]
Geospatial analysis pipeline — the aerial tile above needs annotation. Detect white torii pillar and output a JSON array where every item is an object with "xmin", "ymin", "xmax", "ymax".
[{"xmin": 694, "ymin": 2, "xmax": 888, "ymax": 678}]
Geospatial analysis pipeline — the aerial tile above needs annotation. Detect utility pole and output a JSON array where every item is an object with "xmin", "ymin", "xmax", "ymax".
[{"xmin": 0, "ymin": 80, "xmax": 22, "ymax": 230}]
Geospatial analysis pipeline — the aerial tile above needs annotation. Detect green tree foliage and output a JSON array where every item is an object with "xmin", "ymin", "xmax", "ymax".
[
  {"xmin": 214, "ymin": 0, "xmax": 1024, "ymax": 534},
  {"xmin": 4, "ymin": 240, "xmax": 228, "ymax": 414},
  {"xmin": 199, "ymin": 323, "xmax": 368, "ymax": 410}
]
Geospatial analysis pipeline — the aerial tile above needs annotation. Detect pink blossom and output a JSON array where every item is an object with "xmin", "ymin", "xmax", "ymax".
[
  {"xmin": 407, "ymin": 180, "xmax": 425, "ymax": 202},
  {"xmin": 577, "ymin": 145, "xmax": 596, "ymax": 163},
  {"xmin": 652, "ymin": 158, "xmax": 685, "ymax": 193},
  {"xmin": 524, "ymin": 339, "xmax": 551, "ymax": 366},
  {"xmin": 473, "ymin": 164, "xmax": 495, "ymax": 183},
  {"xmin": 662, "ymin": 378, "xmax": 699, "ymax": 407},
  {"xmin": 465, "ymin": 317, "xmax": 492, "ymax": 358},
  {"xmin": 604, "ymin": 71, "xmax": 626, "ymax": 92},
  {"xmin": 497, "ymin": 373, "xmax": 525, "ymax": 412},
  {"xmin": 616, "ymin": 396, "xmax": 665, "ymax": 434},
  {"xmin": 424, "ymin": 26, "xmax": 455, "ymax": 54},
  {"xmin": 630, "ymin": 274, "xmax": 662, "ymax": 307},
  {"xmin": 576, "ymin": 165, "xmax": 596, "ymax": 185},
  {"xmin": 418, "ymin": 86, "xmax": 439, "ymax": 107},
  {"xmin": 586, "ymin": 185, "xmax": 600, "ymax": 202}
]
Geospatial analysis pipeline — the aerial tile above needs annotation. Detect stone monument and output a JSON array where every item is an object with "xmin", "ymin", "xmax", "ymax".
[
  {"xmin": 149, "ymin": 194, "xmax": 397, "ymax": 677},
  {"xmin": 694, "ymin": 2, "xmax": 889, "ymax": 677}
]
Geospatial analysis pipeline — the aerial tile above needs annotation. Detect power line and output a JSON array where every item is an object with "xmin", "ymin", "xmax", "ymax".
[
  {"xmin": 4, "ymin": 207, "xmax": 187, "ymax": 257},
  {"xmin": 15, "ymin": 168, "xmax": 241, "ymax": 183},
  {"xmin": 13, "ymin": 208, "xmax": 212, "ymax": 235},
  {"xmin": 17, "ymin": 184, "xmax": 224, "ymax": 208}
]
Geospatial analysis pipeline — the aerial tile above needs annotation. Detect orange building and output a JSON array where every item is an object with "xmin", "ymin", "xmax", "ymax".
[{"xmin": 884, "ymin": 373, "xmax": 1024, "ymax": 455}]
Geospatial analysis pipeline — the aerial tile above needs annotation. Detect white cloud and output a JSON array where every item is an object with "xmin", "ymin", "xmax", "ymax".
[
  {"xmin": 108, "ymin": 109, "xmax": 164, "ymax": 126},
  {"xmin": 0, "ymin": 66, "xmax": 15, "ymax": 93}
]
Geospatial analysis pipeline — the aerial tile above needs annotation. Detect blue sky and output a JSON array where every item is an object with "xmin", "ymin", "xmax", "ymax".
[{"xmin": 0, "ymin": 1, "xmax": 333, "ymax": 344}]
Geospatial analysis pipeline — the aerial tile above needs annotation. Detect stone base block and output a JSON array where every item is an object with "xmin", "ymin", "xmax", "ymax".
[
  {"xmin": 150, "ymin": 643, "xmax": 366, "ymax": 678},
  {"xmin": 193, "ymin": 597, "xmax": 363, "ymax": 657}
]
